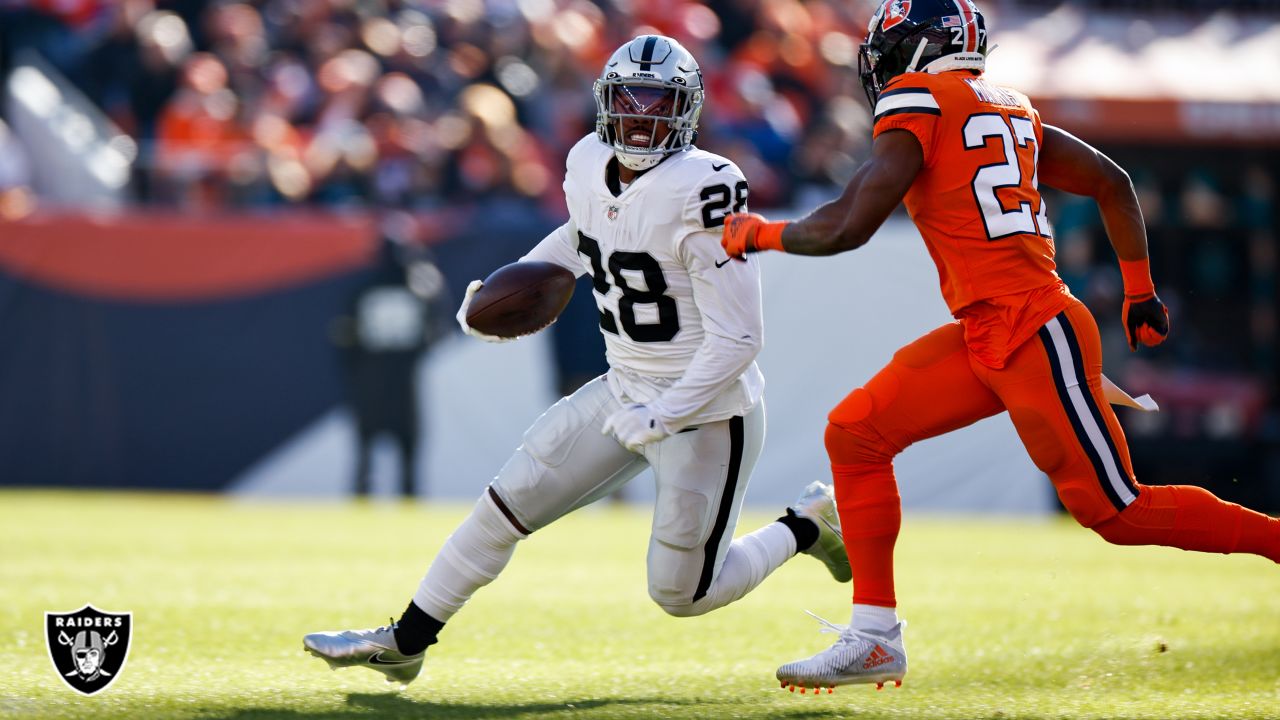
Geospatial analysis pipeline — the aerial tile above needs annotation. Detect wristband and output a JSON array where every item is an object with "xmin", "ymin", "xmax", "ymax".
[
  {"xmin": 1118, "ymin": 258, "xmax": 1155, "ymax": 298},
  {"xmin": 754, "ymin": 221, "xmax": 788, "ymax": 253}
]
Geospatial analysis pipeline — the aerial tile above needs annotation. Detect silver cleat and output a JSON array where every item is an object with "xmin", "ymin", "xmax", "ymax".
[
  {"xmin": 303, "ymin": 622, "xmax": 424, "ymax": 685},
  {"xmin": 776, "ymin": 613, "xmax": 907, "ymax": 693},
  {"xmin": 790, "ymin": 481, "xmax": 852, "ymax": 583}
]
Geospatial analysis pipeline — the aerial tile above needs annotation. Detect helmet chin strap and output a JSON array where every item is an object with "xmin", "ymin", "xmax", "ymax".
[
  {"xmin": 615, "ymin": 150, "xmax": 663, "ymax": 171},
  {"xmin": 904, "ymin": 37, "xmax": 930, "ymax": 73}
]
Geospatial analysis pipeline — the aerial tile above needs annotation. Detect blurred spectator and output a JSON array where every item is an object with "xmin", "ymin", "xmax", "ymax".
[
  {"xmin": 154, "ymin": 52, "xmax": 249, "ymax": 207},
  {"xmin": 333, "ymin": 221, "xmax": 450, "ymax": 499}
]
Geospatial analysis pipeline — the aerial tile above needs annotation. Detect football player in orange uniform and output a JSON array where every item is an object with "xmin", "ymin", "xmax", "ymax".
[{"xmin": 722, "ymin": 0, "xmax": 1280, "ymax": 692}]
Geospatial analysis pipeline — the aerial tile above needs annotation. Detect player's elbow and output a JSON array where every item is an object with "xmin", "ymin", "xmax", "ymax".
[
  {"xmin": 834, "ymin": 227, "xmax": 873, "ymax": 253},
  {"xmin": 722, "ymin": 331, "xmax": 763, "ymax": 367},
  {"xmin": 814, "ymin": 223, "xmax": 869, "ymax": 255},
  {"xmin": 1103, "ymin": 164, "xmax": 1133, "ymax": 196},
  {"xmin": 1094, "ymin": 157, "xmax": 1134, "ymax": 202}
]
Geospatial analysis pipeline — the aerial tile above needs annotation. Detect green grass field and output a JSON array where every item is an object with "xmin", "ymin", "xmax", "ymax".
[{"xmin": 2, "ymin": 491, "xmax": 1278, "ymax": 719}]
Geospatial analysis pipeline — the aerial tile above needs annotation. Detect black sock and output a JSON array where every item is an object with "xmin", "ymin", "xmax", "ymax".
[
  {"xmin": 393, "ymin": 601, "xmax": 445, "ymax": 655},
  {"xmin": 777, "ymin": 508, "xmax": 820, "ymax": 553}
]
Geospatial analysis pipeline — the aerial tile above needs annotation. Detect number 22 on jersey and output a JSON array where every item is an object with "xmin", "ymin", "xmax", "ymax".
[{"xmin": 963, "ymin": 113, "xmax": 1051, "ymax": 241}]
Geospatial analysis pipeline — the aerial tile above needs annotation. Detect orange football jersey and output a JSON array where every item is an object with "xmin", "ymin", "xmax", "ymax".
[{"xmin": 873, "ymin": 70, "xmax": 1073, "ymax": 367}]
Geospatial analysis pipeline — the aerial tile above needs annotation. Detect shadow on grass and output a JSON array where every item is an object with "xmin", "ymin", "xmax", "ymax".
[{"xmin": 204, "ymin": 691, "xmax": 847, "ymax": 719}]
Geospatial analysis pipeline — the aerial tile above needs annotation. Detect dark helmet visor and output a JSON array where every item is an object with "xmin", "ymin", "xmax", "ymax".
[{"xmin": 611, "ymin": 85, "xmax": 676, "ymax": 117}]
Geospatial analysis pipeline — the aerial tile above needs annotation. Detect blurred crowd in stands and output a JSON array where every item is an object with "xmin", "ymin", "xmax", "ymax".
[
  {"xmin": 0, "ymin": 0, "xmax": 1277, "ymax": 458},
  {"xmin": 0, "ymin": 0, "xmax": 893, "ymax": 212},
  {"xmin": 1020, "ymin": 0, "xmax": 1280, "ymax": 10}
]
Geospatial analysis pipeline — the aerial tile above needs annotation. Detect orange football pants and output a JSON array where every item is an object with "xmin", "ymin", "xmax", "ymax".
[{"xmin": 826, "ymin": 300, "xmax": 1280, "ymax": 608}]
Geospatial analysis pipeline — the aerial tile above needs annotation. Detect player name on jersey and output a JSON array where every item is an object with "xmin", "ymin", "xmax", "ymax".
[{"xmin": 964, "ymin": 77, "xmax": 1022, "ymax": 108}]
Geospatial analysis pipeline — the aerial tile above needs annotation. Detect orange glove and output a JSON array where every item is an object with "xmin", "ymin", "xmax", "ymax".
[
  {"xmin": 1119, "ymin": 258, "xmax": 1170, "ymax": 351},
  {"xmin": 721, "ymin": 213, "xmax": 787, "ymax": 259}
]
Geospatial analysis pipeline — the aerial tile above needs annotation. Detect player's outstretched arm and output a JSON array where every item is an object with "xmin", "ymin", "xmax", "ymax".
[
  {"xmin": 720, "ymin": 130, "xmax": 921, "ymax": 258},
  {"xmin": 1040, "ymin": 124, "xmax": 1169, "ymax": 349}
]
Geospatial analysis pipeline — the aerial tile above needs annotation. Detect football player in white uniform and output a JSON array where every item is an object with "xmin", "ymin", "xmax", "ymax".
[{"xmin": 302, "ymin": 35, "xmax": 851, "ymax": 685}]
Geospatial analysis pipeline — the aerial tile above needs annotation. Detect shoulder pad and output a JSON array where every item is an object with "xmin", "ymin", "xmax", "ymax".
[
  {"xmin": 677, "ymin": 150, "xmax": 745, "ymax": 188},
  {"xmin": 874, "ymin": 83, "xmax": 941, "ymax": 123},
  {"xmin": 680, "ymin": 152, "xmax": 749, "ymax": 230}
]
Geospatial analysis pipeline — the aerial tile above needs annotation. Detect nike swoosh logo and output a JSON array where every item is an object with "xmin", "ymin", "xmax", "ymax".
[
  {"xmin": 368, "ymin": 651, "xmax": 417, "ymax": 666},
  {"xmin": 714, "ymin": 258, "xmax": 733, "ymax": 268},
  {"xmin": 711, "ymin": 163, "xmax": 729, "ymax": 171}
]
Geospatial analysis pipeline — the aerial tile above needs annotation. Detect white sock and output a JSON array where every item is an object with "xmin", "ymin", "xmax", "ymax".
[
  {"xmin": 681, "ymin": 521, "xmax": 796, "ymax": 615},
  {"xmin": 412, "ymin": 490, "xmax": 526, "ymax": 622},
  {"xmin": 851, "ymin": 603, "xmax": 899, "ymax": 633}
]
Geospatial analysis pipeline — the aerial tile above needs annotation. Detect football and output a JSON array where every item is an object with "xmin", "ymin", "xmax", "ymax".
[{"xmin": 466, "ymin": 261, "xmax": 576, "ymax": 338}]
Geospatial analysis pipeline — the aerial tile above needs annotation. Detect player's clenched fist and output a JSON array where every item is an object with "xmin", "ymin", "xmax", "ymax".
[
  {"xmin": 1118, "ymin": 257, "xmax": 1169, "ymax": 351},
  {"xmin": 602, "ymin": 403, "xmax": 670, "ymax": 453},
  {"xmin": 721, "ymin": 213, "xmax": 786, "ymax": 259},
  {"xmin": 1122, "ymin": 293, "xmax": 1170, "ymax": 351}
]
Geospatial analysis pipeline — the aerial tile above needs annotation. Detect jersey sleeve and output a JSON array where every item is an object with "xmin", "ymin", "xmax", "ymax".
[
  {"xmin": 675, "ymin": 161, "xmax": 752, "ymax": 335},
  {"xmin": 652, "ymin": 227, "xmax": 763, "ymax": 430},
  {"xmin": 644, "ymin": 163, "xmax": 763, "ymax": 430},
  {"xmin": 675, "ymin": 161, "xmax": 760, "ymax": 342},
  {"xmin": 872, "ymin": 77, "xmax": 941, "ymax": 165},
  {"xmin": 680, "ymin": 161, "xmax": 749, "ymax": 233},
  {"xmin": 519, "ymin": 220, "xmax": 584, "ymax": 275}
]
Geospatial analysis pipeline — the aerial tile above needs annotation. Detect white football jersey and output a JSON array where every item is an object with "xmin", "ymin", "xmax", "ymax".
[{"xmin": 523, "ymin": 135, "xmax": 765, "ymax": 428}]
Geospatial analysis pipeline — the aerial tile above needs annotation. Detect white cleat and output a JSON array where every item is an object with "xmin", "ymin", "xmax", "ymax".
[
  {"xmin": 790, "ymin": 481, "xmax": 852, "ymax": 583},
  {"xmin": 303, "ymin": 622, "xmax": 424, "ymax": 685},
  {"xmin": 776, "ymin": 613, "xmax": 907, "ymax": 693}
]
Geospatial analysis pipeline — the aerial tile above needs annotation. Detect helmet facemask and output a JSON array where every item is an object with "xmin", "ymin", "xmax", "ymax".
[
  {"xmin": 595, "ymin": 78, "xmax": 701, "ymax": 171},
  {"xmin": 859, "ymin": 25, "xmax": 933, "ymax": 106},
  {"xmin": 594, "ymin": 35, "xmax": 704, "ymax": 172}
]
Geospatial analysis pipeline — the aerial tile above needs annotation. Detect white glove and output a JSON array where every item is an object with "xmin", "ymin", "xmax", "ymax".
[
  {"xmin": 602, "ymin": 403, "xmax": 671, "ymax": 453},
  {"xmin": 455, "ymin": 279, "xmax": 513, "ymax": 343}
]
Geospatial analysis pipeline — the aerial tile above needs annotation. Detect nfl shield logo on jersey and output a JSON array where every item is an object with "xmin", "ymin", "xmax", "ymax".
[
  {"xmin": 45, "ymin": 605, "xmax": 132, "ymax": 696},
  {"xmin": 607, "ymin": 204, "xmax": 620, "ymax": 221}
]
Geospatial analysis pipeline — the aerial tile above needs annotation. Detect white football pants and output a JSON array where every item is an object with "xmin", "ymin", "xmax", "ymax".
[{"xmin": 414, "ymin": 375, "xmax": 797, "ymax": 620}]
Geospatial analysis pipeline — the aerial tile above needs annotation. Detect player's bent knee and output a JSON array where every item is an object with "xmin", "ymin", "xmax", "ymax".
[
  {"xmin": 824, "ymin": 418, "xmax": 896, "ymax": 466},
  {"xmin": 1091, "ymin": 511, "xmax": 1154, "ymax": 547},
  {"xmin": 654, "ymin": 601, "xmax": 703, "ymax": 618},
  {"xmin": 646, "ymin": 543, "xmax": 715, "ymax": 618},
  {"xmin": 650, "ymin": 579, "xmax": 711, "ymax": 614},
  {"xmin": 1089, "ymin": 488, "xmax": 1164, "ymax": 546},
  {"xmin": 1051, "ymin": 473, "xmax": 1131, "ymax": 531}
]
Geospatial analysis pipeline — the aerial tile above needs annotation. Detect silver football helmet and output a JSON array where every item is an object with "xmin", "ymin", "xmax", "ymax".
[{"xmin": 594, "ymin": 35, "xmax": 704, "ymax": 171}]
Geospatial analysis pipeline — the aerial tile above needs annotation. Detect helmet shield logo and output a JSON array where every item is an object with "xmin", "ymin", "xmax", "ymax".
[
  {"xmin": 45, "ymin": 605, "xmax": 132, "ymax": 696},
  {"xmin": 883, "ymin": 0, "xmax": 912, "ymax": 30}
]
